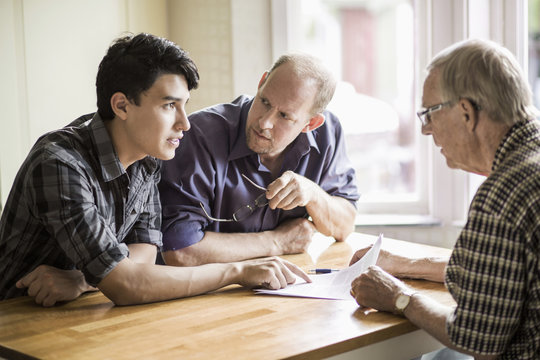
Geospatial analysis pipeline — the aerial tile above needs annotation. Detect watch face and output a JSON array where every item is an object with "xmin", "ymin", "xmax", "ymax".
[{"xmin": 396, "ymin": 294, "xmax": 410, "ymax": 311}]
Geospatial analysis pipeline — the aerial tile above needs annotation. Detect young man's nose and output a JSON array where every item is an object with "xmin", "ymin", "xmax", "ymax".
[{"xmin": 176, "ymin": 109, "xmax": 190, "ymax": 131}]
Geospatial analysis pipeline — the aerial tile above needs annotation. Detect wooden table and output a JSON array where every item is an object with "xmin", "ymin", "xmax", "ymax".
[{"xmin": 0, "ymin": 233, "xmax": 454, "ymax": 360}]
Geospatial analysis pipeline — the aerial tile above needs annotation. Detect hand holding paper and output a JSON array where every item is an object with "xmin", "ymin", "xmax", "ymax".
[{"xmin": 255, "ymin": 234, "xmax": 382, "ymax": 300}]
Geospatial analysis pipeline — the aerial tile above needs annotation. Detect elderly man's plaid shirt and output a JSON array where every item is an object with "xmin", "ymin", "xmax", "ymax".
[
  {"xmin": 0, "ymin": 113, "xmax": 162, "ymax": 299},
  {"xmin": 445, "ymin": 119, "xmax": 540, "ymax": 359}
]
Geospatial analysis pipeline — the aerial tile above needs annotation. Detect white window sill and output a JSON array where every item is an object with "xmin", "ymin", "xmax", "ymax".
[{"xmin": 355, "ymin": 214, "xmax": 442, "ymax": 228}]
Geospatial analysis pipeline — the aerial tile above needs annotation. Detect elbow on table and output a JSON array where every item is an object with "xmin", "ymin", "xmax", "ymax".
[
  {"xmin": 97, "ymin": 261, "xmax": 155, "ymax": 306},
  {"xmin": 98, "ymin": 285, "xmax": 141, "ymax": 306},
  {"xmin": 162, "ymin": 248, "xmax": 203, "ymax": 267}
]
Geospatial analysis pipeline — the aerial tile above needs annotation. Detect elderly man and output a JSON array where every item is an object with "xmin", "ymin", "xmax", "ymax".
[
  {"xmin": 350, "ymin": 39, "xmax": 540, "ymax": 360},
  {"xmin": 159, "ymin": 54, "xmax": 359, "ymax": 266}
]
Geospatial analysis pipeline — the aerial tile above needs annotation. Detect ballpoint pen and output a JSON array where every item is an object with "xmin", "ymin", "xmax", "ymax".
[{"xmin": 308, "ymin": 268, "xmax": 340, "ymax": 274}]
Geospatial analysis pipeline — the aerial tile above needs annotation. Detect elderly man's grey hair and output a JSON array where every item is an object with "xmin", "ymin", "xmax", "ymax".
[
  {"xmin": 427, "ymin": 39, "xmax": 539, "ymax": 125},
  {"xmin": 267, "ymin": 53, "xmax": 337, "ymax": 115}
]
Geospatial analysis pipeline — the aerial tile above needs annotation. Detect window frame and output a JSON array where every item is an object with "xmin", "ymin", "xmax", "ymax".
[{"xmin": 270, "ymin": 0, "xmax": 528, "ymax": 225}]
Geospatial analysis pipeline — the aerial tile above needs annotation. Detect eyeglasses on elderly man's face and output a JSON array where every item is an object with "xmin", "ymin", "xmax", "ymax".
[
  {"xmin": 417, "ymin": 99, "xmax": 482, "ymax": 127},
  {"xmin": 416, "ymin": 102, "xmax": 452, "ymax": 126},
  {"xmin": 199, "ymin": 174, "xmax": 269, "ymax": 222}
]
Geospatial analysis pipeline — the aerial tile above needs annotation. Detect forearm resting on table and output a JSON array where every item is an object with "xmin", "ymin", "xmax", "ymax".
[
  {"xmin": 128, "ymin": 243, "xmax": 158, "ymax": 263},
  {"xmin": 393, "ymin": 256, "xmax": 448, "ymax": 283},
  {"xmin": 306, "ymin": 192, "xmax": 356, "ymax": 241},
  {"xmin": 162, "ymin": 231, "xmax": 280, "ymax": 266},
  {"xmin": 98, "ymin": 258, "xmax": 239, "ymax": 305}
]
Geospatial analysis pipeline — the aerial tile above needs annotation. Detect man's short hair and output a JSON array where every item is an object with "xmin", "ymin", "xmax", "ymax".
[
  {"xmin": 96, "ymin": 33, "xmax": 200, "ymax": 120},
  {"xmin": 428, "ymin": 39, "xmax": 538, "ymax": 125},
  {"xmin": 268, "ymin": 53, "xmax": 337, "ymax": 115}
]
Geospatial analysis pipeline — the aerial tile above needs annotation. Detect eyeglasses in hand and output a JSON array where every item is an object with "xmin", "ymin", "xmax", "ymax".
[{"xmin": 199, "ymin": 174, "xmax": 269, "ymax": 222}]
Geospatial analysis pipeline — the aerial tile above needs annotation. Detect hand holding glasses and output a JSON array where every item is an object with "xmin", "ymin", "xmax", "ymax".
[{"xmin": 199, "ymin": 174, "xmax": 269, "ymax": 222}]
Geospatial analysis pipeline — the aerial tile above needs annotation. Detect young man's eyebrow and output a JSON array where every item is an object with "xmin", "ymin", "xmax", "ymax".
[{"xmin": 163, "ymin": 95, "xmax": 182, "ymax": 102}]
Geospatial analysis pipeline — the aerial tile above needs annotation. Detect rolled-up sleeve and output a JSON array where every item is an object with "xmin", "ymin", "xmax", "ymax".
[{"xmin": 159, "ymin": 123, "xmax": 218, "ymax": 251}]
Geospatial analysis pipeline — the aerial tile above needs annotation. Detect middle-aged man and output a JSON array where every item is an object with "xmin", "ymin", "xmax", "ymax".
[
  {"xmin": 159, "ymin": 54, "xmax": 360, "ymax": 266},
  {"xmin": 350, "ymin": 39, "xmax": 540, "ymax": 359},
  {"xmin": 0, "ymin": 33, "xmax": 309, "ymax": 307}
]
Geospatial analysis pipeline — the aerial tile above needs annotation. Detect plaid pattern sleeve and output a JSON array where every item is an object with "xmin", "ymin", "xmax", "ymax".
[
  {"xmin": 0, "ymin": 114, "xmax": 162, "ymax": 298},
  {"xmin": 445, "ymin": 120, "xmax": 540, "ymax": 359}
]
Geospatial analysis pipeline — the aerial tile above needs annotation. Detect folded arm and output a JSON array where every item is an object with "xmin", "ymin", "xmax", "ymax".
[
  {"xmin": 16, "ymin": 243, "xmax": 158, "ymax": 307},
  {"xmin": 163, "ymin": 217, "xmax": 315, "ymax": 266}
]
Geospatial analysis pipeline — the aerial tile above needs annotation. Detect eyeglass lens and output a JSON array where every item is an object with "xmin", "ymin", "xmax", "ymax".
[{"xmin": 232, "ymin": 193, "xmax": 268, "ymax": 221}]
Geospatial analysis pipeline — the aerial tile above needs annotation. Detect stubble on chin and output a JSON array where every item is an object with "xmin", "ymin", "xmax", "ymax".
[{"xmin": 246, "ymin": 128, "xmax": 272, "ymax": 155}]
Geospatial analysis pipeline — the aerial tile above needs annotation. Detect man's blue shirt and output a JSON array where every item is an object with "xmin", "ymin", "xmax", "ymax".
[{"xmin": 159, "ymin": 95, "xmax": 360, "ymax": 251}]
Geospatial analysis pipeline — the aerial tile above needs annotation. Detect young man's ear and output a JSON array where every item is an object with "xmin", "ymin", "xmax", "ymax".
[
  {"xmin": 110, "ymin": 92, "xmax": 130, "ymax": 120},
  {"xmin": 302, "ymin": 113, "xmax": 325, "ymax": 133}
]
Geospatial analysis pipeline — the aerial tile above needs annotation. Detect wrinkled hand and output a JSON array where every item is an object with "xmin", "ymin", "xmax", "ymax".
[
  {"xmin": 16, "ymin": 265, "xmax": 97, "ymax": 307},
  {"xmin": 266, "ymin": 171, "xmax": 318, "ymax": 210},
  {"xmin": 236, "ymin": 257, "xmax": 311, "ymax": 289},
  {"xmin": 350, "ymin": 265, "xmax": 410, "ymax": 312},
  {"xmin": 273, "ymin": 217, "xmax": 315, "ymax": 254}
]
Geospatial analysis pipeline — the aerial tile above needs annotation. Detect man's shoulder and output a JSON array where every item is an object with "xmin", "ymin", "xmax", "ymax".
[
  {"xmin": 181, "ymin": 96, "xmax": 252, "ymax": 151},
  {"xmin": 475, "ymin": 142, "xmax": 540, "ymax": 221},
  {"xmin": 28, "ymin": 117, "xmax": 95, "ymax": 168},
  {"xmin": 189, "ymin": 95, "xmax": 252, "ymax": 128},
  {"xmin": 310, "ymin": 109, "xmax": 345, "ymax": 146}
]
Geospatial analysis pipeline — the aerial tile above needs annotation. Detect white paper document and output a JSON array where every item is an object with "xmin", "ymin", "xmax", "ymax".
[{"xmin": 254, "ymin": 234, "xmax": 382, "ymax": 300}]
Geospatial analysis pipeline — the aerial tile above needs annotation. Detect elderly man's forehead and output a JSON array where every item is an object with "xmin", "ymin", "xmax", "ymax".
[{"xmin": 422, "ymin": 71, "xmax": 442, "ymax": 101}]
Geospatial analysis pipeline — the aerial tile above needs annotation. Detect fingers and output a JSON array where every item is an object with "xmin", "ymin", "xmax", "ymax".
[
  {"xmin": 272, "ymin": 269, "xmax": 288, "ymax": 289},
  {"xmin": 26, "ymin": 278, "xmax": 57, "ymax": 307},
  {"xmin": 251, "ymin": 257, "xmax": 311, "ymax": 289},
  {"xmin": 16, "ymin": 269, "xmax": 39, "ymax": 289},
  {"xmin": 21, "ymin": 270, "xmax": 57, "ymax": 306},
  {"xmin": 349, "ymin": 247, "xmax": 371, "ymax": 266},
  {"xmin": 266, "ymin": 171, "xmax": 312, "ymax": 210},
  {"xmin": 42, "ymin": 295, "xmax": 58, "ymax": 308},
  {"xmin": 15, "ymin": 265, "xmax": 83, "ymax": 307},
  {"xmin": 266, "ymin": 171, "xmax": 293, "ymax": 198},
  {"xmin": 271, "ymin": 188, "xmax": 300, "ymax": 210},
  {"xmin": 282, "ymin": 259, "xmax": 312, "ymax": 283}
]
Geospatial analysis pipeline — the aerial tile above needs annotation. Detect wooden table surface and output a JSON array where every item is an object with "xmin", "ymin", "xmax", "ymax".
[{"xmin": 0, "ymin": 233, "xmax": 454, "ymax": 360}]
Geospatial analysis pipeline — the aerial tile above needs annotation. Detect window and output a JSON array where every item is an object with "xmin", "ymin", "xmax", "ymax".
[
  {"xmin": 529, "ymin": 0, "xmax": 540, "ymax": 108},
  {"xmin": 273, "ymin": 0, "xmax": 422, "ymax": 214},
  {"xmin": 272, "ymin": 0, "xmax": 529, "ymax": 224}
]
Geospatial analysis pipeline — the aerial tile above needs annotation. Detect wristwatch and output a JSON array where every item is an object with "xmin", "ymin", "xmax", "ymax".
[{"xmin": 394, "ymin": 290, "xmax": 417, "ymax": 314}]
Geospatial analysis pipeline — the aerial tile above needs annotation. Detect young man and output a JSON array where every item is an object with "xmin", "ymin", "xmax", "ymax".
[
  {"xmin": 350, "ymin": 39, "xmax": 540, "ymax": 359},
  {"xmin": 0, "ymin": 33, "xmax": 309, "ymax": 307},
  {"xmin": 159, "ymin": 54, "xmax": 360, "ymax": 266}
]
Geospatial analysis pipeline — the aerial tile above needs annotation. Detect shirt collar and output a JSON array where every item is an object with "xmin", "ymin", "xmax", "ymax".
[
  {"xmin": 492, "ymin": 119, "xmax": 540, "ymax": 172},
  {"xmin": 227, "ymin": 98, "xmax": 321, "ymax": 163},
  {"xmin": 89, "ymin": 113, "xmax": 159, "ymax": 182}
]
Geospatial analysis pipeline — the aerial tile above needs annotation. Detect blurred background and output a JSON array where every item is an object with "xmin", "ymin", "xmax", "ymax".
[{"xmin": 1, "ymin": 0, "xmax": 536, "ymax": 248}]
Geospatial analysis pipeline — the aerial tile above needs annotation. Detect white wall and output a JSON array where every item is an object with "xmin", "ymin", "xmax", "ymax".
[
  {"xmin": 0, "ymin": 0, "xmax": 272, "ymax": 208},
  {"xmin": 1, "ymin": 0, "xmax": 166, "ymax": 206},
  {"xmin": 167, "ymin": 0, "xmax": 272, "ymax": 113}
]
